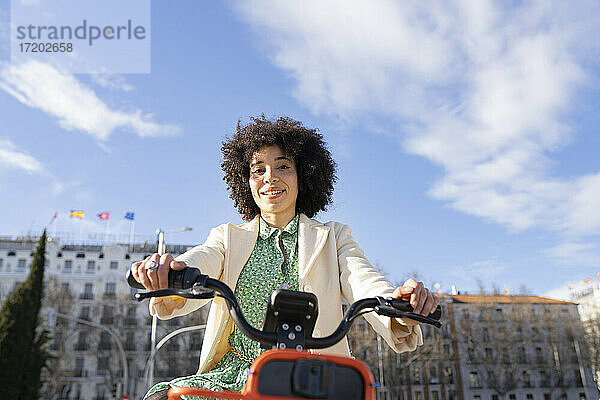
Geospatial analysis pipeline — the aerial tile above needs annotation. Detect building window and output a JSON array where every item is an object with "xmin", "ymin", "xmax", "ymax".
[
  {"xmin": 509, "ymin": 395, "xmax": 516, "ymax": 400},
  {"xmin": 7, "ymin": 251, "xmax": 16, "ymax": 256},
  {"xmin": 86, "ymin": 260, "xmax": 95, "ymax": 272},
  {"xmin": 431, "ymin": 391, "xmax": 439, "ymax": 400},
  {"xmin": 79, "ymin": 306, "xmax": 90, "ymax": 321},
  {"xmin": 444, "ymin": 367, "xmax": 454, "ymax": 384},
  {"xmin": 97, "ymin": 357, "xmax": 109, "ymax": 375},
  {"xmin": 518, "ymin": 347, "xmax": 527, "ymax": 363},
  {"xmin": 99, "ymin": 332, "xmax": 112, "ymax": 350},
  {"xmin": 110, "ymin": 261, "xmax": 118, "ymax": 270},
  {"xmin": 470, "ymin": 372, "xmax": 480, "ymax": 388},
  {"xmin": 535, "ymin": 347, "xmax": 543, "ymax": 363},
  {"xmin": 492, "ymin": 395, "xmax": 499, "ymax": 400},
  {"xmin": 522, "ymin": 371, "xmax": 532, "ymax": 388},
  {"xmin": 412, "ymin": 367, "xmax": 421, "ymax": 384},
  {"xmin": 126, "ymin": 306, "xmax": 137, "ymax": 326},
  {"xmin": 443, "ymin": 344, "xmax": 451, "ymax": 355},
  {"xmin": 415, "ymin": 392, "xmax": 422, "ymax": 400},
  {"xmin": 540, "ymin": 370, "xmax": 549, "ymax": 387},
  {"xmin": 429, "ymin": 365, "xmax": 438, "ymax": 383},
  {"xmin": 543, "ymin": 394, "xmax": 550, "ymax": 400},
  {"xmin": 17, "ymin": 259, "xmax": 26, "ymax": 270},
  {"xmin": 482, "ymin": 328, "xmax": 490, "ymax": 342},
  {"xmin": 448, "ymin": 391, "xmax": 456, "ymax": 400},
  {"xmin": 526, "ymin": 395, "xmax": 533, "ymax": 400},
  {"xmin": 125, "ymin": 332, "xmax": 136, "ymax": 351},
  {"xmin": 75, "ymin": 331, "xmax": 88, "ymax": 351},
  {"xmin": 468, "ymin": 348, "xmax": 475, "ymax": 361},
  {"xmin": 474, "ymin": 396, "xmax": 481, "ymax": 400},
  {"xmin": 101, "ymin": 306, "xmax": 114, "ymax": 325},
  {"xmin": 579, "ymin": 393, "xmax": 586, "ymax": 400},
  {"xmin": 104, "ymin": 282, "xmax": 116, "ymax": 297},
  {"xmin": 74, "ymin": 357, "xmax": 85, "ymax": 377},
  {"xmin": 485, "ymin": 348, "xmax": 493, "ymax": 360},
  {"xmin": 63, "ymin": 260, "xmax": 73, "ymax": 272},
  {"xmin": 76, "ymin": 252, "xmax": 85, "ymax": 258},
  {"xmin": 81, "ymin": 283, "xmax": 93, "ymax": 300},
  {"xmin": 0, "ymin": 258, "xmax": 3, "ymax": 271}
]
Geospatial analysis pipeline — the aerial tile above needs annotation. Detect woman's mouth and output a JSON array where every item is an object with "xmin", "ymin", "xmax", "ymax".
[{"xmin": 261, "ymin": 189, "xmax": 285, "ymax": 199}]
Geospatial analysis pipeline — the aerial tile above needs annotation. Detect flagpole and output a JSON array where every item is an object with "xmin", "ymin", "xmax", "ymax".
[
  {"xmin": 129, "ymin": 219, "xmax": 135, "ymax": 249},
  {"xmin": 103, "ymin": 218, "xmax": 110, "ymax": 243},
  {"xmin": 78, "ymin": 218, "xmax": 83, "ymax": 244},
  {"xmin": 53, "ymin": 216, "xmax": 58, "ymax": 239}
]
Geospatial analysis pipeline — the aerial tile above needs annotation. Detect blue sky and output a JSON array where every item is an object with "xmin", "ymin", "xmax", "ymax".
[{"xmin": 1, "ymin": 0, "xmax": 599, "ymax": 297}]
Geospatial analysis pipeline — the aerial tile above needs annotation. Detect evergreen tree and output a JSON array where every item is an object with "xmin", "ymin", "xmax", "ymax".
[{"xmin": 0, "ymin": 231, "xmax": 50, "ymax": 399}]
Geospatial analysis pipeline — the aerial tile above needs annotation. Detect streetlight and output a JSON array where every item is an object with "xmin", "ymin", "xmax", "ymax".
[
  {"xmin": 47, "ymin": 308, "xmax": 129, "ymax": 399},
  {"xmin": 143, "ymin": 324, "xmax": 206, "ymax": 388},
  {"xmin": 148, "ymin": 226, "xmax": 193, "ymax": 388}
]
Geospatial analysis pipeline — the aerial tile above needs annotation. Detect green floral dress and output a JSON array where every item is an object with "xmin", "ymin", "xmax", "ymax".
[{"xmin": 145, "ymin": 215, "xmax": 300, "ymax": 399}]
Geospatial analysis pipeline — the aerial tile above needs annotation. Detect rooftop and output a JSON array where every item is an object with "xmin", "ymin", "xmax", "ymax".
[{"xmin": 445, "ymin": 294, "xmax": 574, "ymax": 305}]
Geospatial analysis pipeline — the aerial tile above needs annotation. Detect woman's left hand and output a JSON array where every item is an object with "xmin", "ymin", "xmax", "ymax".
[{"xmin": 392, "ymin": 279, "xmax": 439, "ymax": 326}]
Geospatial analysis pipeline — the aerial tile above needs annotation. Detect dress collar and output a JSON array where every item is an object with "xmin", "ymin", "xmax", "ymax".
[{"xmin": 259, "ymin": 214, "xmax": 299, "ymax": 239}]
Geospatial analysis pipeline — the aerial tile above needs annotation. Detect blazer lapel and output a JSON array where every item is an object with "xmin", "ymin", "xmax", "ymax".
[
  {"xmin": 226, "ymin": 215, "xmax": 259, "ymax": 290},
  {"xmin": 298, "ymin": 214, "xmax": 330, "ymax": 280}
]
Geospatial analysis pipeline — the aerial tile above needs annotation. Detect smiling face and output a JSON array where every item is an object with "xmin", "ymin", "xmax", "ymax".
[{"xmin": 249, "ymin": 145, "xmax": 298, "ymax": 223}]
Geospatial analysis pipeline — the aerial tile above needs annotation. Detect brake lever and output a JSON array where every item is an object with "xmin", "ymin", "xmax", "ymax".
[
  {"xmin": 375, "ymin": 305, "xmax": 442, "ymax": 328},
  {"xmin": 134, "ymin": 285, "xmax": 215, "ymax": 302},
  {"xmin": 375, "ymin": 297, "xmax": 442, "ymax": 328}
]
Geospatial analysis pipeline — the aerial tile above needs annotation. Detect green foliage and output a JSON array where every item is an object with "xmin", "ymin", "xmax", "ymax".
[{"xmin": 0, "ymin": 231, "xmax": 50, "ymax": 399}]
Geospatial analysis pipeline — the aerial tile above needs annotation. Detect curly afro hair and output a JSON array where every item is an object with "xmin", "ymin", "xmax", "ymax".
[{"xmin": 221, "ymin": 116, "xmax": 337, "ymax": 221}]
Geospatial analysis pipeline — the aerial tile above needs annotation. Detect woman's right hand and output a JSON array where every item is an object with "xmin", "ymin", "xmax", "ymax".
[{"xmin": 130, "ymin": 253, "xmax": 187, "ymax": 291}]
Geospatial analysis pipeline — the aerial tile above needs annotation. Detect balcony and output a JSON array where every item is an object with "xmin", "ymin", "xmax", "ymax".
[{"xmin": 80, "ymin": 293, "xmax": 94, "ymax": 300}]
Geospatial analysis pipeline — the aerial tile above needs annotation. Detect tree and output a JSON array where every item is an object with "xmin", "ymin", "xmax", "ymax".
[{"xmin": 0, "ymin": 230, "xmax": 51, "ymax": 399}]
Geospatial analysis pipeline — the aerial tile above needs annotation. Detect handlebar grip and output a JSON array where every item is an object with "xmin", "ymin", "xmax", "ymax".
[
  {"xmin": 389, "ymin": 298, "xmax": 442, "ymax": 321},
  {"xmin": 126, "ymin": 267, "xmax": 205, "ymax": 290}
]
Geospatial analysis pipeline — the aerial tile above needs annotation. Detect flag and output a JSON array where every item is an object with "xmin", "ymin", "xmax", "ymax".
[
  {"xmin": 48, "ymin": 212, "xmax": 58, "ymax": 225},
  {"xmin": 98, "ymin": 212, "xmax": 110, "ymax": 220},
  {"xmin": 124, "ymin": 212, "xmax": 135, "ymax": 221},
  {"xmin": 70, "ymin": 210, "xmax": 84, "ymax": 219}
]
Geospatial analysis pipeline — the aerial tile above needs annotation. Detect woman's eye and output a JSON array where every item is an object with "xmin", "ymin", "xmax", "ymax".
[
  {"xmin": 251, "ymin": 169, "xmax": 265, "ymax": 175},
  {"xmin": 278, "ymin": 165, "xmax": 290, "ymax": 170}
]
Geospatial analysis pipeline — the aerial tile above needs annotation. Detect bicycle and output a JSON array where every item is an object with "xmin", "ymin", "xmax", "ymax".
[{"xmin": 127, "ymin": 268, "xmax": 442, "ymax": 400}]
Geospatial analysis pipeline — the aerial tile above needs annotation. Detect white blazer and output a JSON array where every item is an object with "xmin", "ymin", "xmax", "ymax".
[{"xmin": 149, "ymin": 214, "xmax": 422, "ymax": 374}]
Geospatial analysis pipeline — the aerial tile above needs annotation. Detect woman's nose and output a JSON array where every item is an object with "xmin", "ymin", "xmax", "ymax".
[{"xmin": 264, "ymin": 167, "xmax": 279, "ymax": 183}]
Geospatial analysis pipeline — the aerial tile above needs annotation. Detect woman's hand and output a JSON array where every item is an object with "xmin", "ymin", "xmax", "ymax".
[
  {"xmin": 130, "ymin": 253, "xmax": 187, "ymax": 291},
  {"xmin": 392, "ymin": 278, "xmax": 439, "ymax": 326}
]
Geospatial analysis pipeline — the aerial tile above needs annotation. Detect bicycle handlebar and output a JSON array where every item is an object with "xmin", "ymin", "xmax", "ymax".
[{"xmin": 126, "ymin": 267, "xmax": 442, "ymax": 349}]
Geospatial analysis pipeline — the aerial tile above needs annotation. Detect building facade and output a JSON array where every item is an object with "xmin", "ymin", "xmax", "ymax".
[
  {"xmin": 348, "ymin": 295, "xmax": 599, "ymax": 400},
  {"xmin": 0, "ymin": 235, "xmax": 207, "ymax": 400},
  {"xmin": 2, "ymin": 235, "xmax": 599, "ymax": 400}
]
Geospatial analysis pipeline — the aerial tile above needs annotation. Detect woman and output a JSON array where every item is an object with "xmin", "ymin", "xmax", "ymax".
[{"xmin": 131, "ymin": 116, "xmax": 440, "ymax": 400}]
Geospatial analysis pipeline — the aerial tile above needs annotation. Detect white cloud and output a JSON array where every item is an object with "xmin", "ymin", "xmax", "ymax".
[
  {"xmin": 542, "ymin": 242, "xmax": 600, "ymax": 268},
  {"xmin": 90, "ymin": 74, "xmax": 134, "ymax": 92},
  {"xmin": 0, "ymin": 60, "xmax": 180, "ymax": 141},
  {"xmin": 234, "ymin": 0, "xmax": 600, "ymax": 242},
  {"xmin": 451, "ymin": 258, "xmax": 507, "ymax": 282},
  {"xmin": 0, "ymin": 139, "xmax": 44, "ymax": 173}
]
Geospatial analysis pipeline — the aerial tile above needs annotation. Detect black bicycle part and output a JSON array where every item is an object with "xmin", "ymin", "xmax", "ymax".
[
  {"xmin": 127, "ymin": 267, "xmax": 443, "ymax": 349},
  {"xmin": 262, "ymin": 289, "xmax": 319, "ymax": 350}
]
